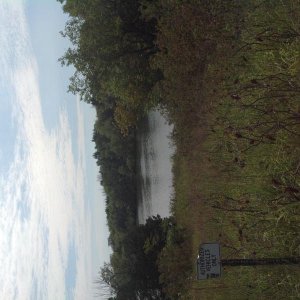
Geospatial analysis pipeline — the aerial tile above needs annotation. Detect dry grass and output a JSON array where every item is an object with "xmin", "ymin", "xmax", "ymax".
[{"xmin": 154, "ymin": 1, "xmax": 300, "ymax": 298}]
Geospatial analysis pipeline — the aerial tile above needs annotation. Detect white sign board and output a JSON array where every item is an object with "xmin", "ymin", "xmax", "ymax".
[{"xmin": 197, "ymin": 243, "xmax": 221, "ymax": 280}]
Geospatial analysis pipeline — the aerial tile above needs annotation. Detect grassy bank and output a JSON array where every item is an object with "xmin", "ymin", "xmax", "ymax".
[
  {"xmin": 59, "ymin": 0, "xmax": 299, "ymax": 297},
  {"xmin": 149, "ymin": 0, "xmax": 300, "ymax": 298}
]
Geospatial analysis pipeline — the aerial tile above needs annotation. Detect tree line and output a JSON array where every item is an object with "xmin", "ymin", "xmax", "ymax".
[{"xmin": 58, "ymin": 0, "xmax": 183, "ymax": 298}]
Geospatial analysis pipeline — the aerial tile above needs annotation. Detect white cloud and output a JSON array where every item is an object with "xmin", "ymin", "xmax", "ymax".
[{"xmin": 0, "ymin": 2, "xmax": 96, "ymax": 299}]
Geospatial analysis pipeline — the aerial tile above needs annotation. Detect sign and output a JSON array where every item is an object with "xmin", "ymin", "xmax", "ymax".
[{"xmin": 197, "ymin": 243, "xmax": 221, "ymax": 280}]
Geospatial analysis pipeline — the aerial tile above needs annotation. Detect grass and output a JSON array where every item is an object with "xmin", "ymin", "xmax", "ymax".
[{"xmin": 151, "ymin": 0, "xmax": 300, "ymax": 298}]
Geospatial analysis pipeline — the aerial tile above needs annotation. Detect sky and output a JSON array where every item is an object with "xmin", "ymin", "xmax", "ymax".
[{"xmin": 0, "ymin": 0, "xmax": 110, "ymax": 299}]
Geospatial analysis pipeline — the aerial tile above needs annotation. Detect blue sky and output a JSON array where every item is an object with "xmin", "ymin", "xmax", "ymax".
[{"xmin": 0, "ymin": 1, "xmax": 110, "ymax": 299}]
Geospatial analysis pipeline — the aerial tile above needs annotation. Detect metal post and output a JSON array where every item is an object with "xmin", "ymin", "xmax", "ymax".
[{"xmin": 221, "ymin": 257, "xmax": 300, "ymax": 266}]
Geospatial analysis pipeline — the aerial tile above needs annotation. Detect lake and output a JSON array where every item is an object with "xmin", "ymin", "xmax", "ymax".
[{"xmin": 137, "ymin": 110, "xmax": 175, "ymax": 224}]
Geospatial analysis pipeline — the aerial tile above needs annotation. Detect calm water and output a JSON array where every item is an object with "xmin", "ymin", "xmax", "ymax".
[{"xmin": 137, "ymin": 110, "xmax": 175, "ymax": 224}]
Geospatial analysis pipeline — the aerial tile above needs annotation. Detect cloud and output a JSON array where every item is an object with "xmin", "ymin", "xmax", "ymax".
[{"xmin": 0, "ymin": 2, "xmax": 95, "ymax": 299}]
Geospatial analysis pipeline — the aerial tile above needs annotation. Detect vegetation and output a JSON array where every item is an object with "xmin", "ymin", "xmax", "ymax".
[
  {"xmin": 58, "ymin": 0, "xmax": 161, "ymax": 134},
  {"xmin": 145, "ymin": 0, "xmax": 300, "ymax": 298},
  {"xmin": 59, "ymin": 0, "xmax": 300, "ymax": 299},
  {"xmin": 58, "ymin": 0, "xmax": 178, "ymax": 298}
]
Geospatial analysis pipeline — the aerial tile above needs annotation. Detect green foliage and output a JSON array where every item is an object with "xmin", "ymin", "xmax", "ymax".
[
  {"xmin": 145, "ymin": 0, "xmax": 300, "ymax": 298},
  {"xmin": 98, "ymin": 215, "xmax": 180, "ymax": 299},
  {"xmin": 59, "ymin": 0, "xmax": 161, "ymax": 133},
  {"xmin": 59, "ymin": 0, "xmax": 300, "ymax": 298},
  {"xmin": 58, "ymin": 1, "xmax": 163, "ymax": 296}
]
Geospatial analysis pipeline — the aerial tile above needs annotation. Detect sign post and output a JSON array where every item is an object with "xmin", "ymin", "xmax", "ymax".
[
  {"xmin": 197, "ymin": 242, "xmax": 300, "ymax": 280},
  {"xmin": 221, "ymin": 257, "xmax": 300, "ymax": 266}
]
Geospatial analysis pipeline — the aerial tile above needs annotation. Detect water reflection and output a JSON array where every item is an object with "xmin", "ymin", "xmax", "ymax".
[{"xmin": 137, "ymin": 110, "xmax": 175, "ymax": 224}]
